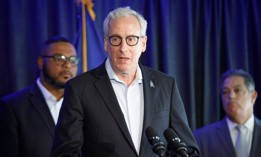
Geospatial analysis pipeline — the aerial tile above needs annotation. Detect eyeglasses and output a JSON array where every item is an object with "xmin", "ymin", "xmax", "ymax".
[
  {"xmin": 41, "ymin": 54, "xmax": 79, "ymax": 66},
  {"xmin": 107, "ymin": 35, "xmax": 143, "ymax": 46}
]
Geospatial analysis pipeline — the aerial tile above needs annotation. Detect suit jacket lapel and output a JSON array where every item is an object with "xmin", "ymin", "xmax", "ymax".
[
  {"xmin": 93, "ymin": 65, "xmax": 137, "ymax": 153},
  {"xmin": 250, "ymin": 118, "xmax": 261, "ymax": 157},
  {"xmin": 138, "ymin": 65, "xmax": 155, "ymax": 156},
  {"xmin": 29, "ymin": 84, "xmax": 55, "ymax": 136},
  {"xmin": 216, "ymin": 118, "xmax": 237, "ymax": 157}
]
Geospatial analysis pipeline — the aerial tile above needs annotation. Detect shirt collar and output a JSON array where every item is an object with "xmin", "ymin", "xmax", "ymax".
[
  {"xmin": 226, "ymin": 114, "xmax": 254, "ymax": 132},
  {"xmin": 36, "ymin": 78, "xmax": 57, "ymax": 101}
]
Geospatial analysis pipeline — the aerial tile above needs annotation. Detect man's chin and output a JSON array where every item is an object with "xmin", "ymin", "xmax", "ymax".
[
  {"xmin": 54, "ymin": 83, "xmax": 66, "ymax": 89},
  {"xmin": 52, "ymin": 80, "xmax": 66, "ymax": 89}
]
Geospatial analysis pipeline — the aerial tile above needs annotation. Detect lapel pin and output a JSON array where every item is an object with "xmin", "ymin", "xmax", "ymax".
[{"xmin": 149, "ymin": 81, "xmax": 154, "ymax": 88}]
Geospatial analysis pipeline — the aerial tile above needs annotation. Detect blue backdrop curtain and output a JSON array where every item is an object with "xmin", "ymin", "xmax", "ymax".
[{"xmin": 0, "ymin": 0, "xmax": 260, "ymax": 130}]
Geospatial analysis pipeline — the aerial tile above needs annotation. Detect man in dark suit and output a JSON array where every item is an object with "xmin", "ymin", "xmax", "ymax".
[
  {"xmin": 51, "ymin": 7, "xmax": 200, "ymax": 157},
  {"xmin": 194, "ymin": 69, "xmax": 261, "ymax": 157},
  {"xmin": 0, "ymin": 36, "xmax": 78, "ymax": 157}
]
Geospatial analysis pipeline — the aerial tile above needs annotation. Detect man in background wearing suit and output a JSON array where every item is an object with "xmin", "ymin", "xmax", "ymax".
[
  {"xmin": 51, "ymin": 6, "xmax": 200, "ymax": 157},
  {"xmin": 194, "ymin": 69, "xmax": 261, "ymax": 157},
  {"xmin": 0, "ymin": 36, "xmax": 78, "ymax": 157}
]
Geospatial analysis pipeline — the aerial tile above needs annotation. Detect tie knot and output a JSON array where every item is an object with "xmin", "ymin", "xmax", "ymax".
[
  {"xmin": 236, "ymin": 125, "xmax": 245, "ymax": 133},
  {"xmin": 236, "ymin": 125, "xmax": 242, "ymax": 129}
]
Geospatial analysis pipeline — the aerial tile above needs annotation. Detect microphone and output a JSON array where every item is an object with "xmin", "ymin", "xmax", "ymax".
[
  {"xmin": 145, "ymin": 127, "xmax": 166, "ymax": 157},
  {"xmin": 163, "ymin": 128, "xmax": 189, "ymax": 157}
]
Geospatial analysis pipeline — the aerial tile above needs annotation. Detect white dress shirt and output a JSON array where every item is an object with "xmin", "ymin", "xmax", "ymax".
[
  {"xmin": 37, "ymin": 78, "xmax": 63, "ymax": 125},
  {"xmin": 105, "ymin": 59, "xmax": 144, "ymax": 154}
]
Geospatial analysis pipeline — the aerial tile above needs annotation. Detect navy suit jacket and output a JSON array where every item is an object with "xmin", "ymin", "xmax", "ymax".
[
  {"xmin": 51, "ymin": 63, "xmax": 200, "ymax": 157},
  {"xmin": 194, "ymin": 117, "xmax": 261, "ymax": 157},
  {"xmin": 0, "ymin": 83, "xmax": 55, "ymax": 157}
]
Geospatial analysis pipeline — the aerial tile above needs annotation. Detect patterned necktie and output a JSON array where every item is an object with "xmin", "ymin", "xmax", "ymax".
[{"xmin": 235, "ymin": 125, "xmax": 248, "ymax": 157}]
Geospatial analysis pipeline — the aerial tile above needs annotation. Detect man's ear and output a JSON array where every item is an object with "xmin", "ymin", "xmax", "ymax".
[
  {"xmin": 141, "ymin": 36, "xmax": 147, "ymax": 53},
  {"xmin": 104, "ymin": 36, "xmax": 109, "ymax": 52},
  {"xmin": 251, "ymin": 90, "xmax": 258, "ymax": 104},
  {"xmin": 37, "ymin": 57, "xmax": 44, "ymax": 70}
]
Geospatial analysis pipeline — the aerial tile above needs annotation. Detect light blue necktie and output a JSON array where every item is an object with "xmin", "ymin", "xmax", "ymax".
[{"xmin": 235, "ymin": 125, "xmax": 248, "ymax": 157}]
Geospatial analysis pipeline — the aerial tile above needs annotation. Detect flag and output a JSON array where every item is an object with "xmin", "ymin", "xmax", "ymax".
[{"xmin": 75, "ymin": 0, "xmax": 106, "ymax": 73}]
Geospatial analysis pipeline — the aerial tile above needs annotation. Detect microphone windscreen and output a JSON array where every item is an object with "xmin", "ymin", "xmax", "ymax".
[
  {"xmin": 163, "ymin": 128, "xmax": 180, "ymax": 143},
  {"xmin": 146, "ymin": 127, "xmax": 158, "ymax": 141},
  {"xmin": 145, "ymin": 127, "xmax": 166, "ymax": 156}
]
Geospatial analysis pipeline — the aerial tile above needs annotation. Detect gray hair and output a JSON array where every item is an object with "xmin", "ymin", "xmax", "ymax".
[
  {"xmin": 220, "ymin": 69, "xmax": 255, "ymax": 93},
  {"xmin": 103, "ymin": 6, "xmax": 147, "ymax": 36}
]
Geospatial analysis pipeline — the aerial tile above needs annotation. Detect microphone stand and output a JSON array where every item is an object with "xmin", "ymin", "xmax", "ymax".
[
  {"xmin": 164, "ymin": 142, "xmax": 188, "ymax": 157},
  {"xmin": 165, "ymin": 145, "xmax": 201, "ymax": 157}
]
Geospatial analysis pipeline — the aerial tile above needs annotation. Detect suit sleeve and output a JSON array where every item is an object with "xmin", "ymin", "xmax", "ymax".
[
  {"xmin": 51, "ymin": 82, "xmax": 84, "ymax": 157},
  {"xmin": 0, "ymin": 99, "xmax": 19, "ymax": 157},
  {"xmin": 169, "ymin": 79, "xmax": 200, "ymax": 155}
]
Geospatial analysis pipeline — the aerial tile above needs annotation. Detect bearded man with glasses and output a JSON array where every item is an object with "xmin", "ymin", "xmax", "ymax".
[{"xmin": 0, "ymin": 36, "xmax": 78, "ymax": 157}]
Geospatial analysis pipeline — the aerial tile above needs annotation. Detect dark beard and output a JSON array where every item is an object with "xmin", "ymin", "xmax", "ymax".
[{"xmin": 43, "ymin": 65, "xmax": 65, "ymax": 89}]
